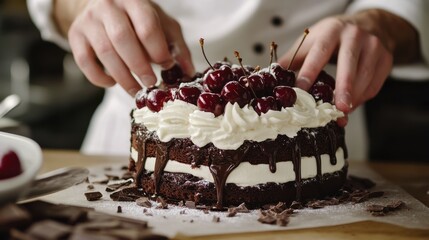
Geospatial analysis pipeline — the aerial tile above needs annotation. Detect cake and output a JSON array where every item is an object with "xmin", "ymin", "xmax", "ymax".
[
  {"xmin": 129, "ymin": 39, "xmax": 347, "ymax": 209},
  {"xmin": 129, "ymin": 62, "xmax": 348, "ymax": 209}
]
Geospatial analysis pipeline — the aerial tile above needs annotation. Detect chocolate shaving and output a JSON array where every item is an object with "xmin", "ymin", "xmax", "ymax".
[
  {"xmin": 136, "ymin": 197, "xmax": 152, "ymax": 208},
  {"xmin": 258, "ymin": 209, "xmax": 291, "ymax": 227},
  {"xmin": 84, "ymin": 192, "xmax": 103, "ymax": 201},
  {"xmin": 226, "ymin": 208, "xmax": 237, "ymax": 217},
  {"xmin": 110, "ymin": 187, "xmax": 144, "ymax": 202},
  {"xmin": 290, "ymin": 201, "xmax": 303, "ymax": 209},
  {"xmin": 106, "ymin": 179, "xmax": 133, "ymax": 192},
  {"xmin": 156, "ymin": 197, "xmax": 168, "ymax": 209},
  {"xmin": 87, "ymin": 184, "xmax": 94, "ymax": 190},
  {"xmin": 235, "ymin": 203, "xmax": 250, "ymax": 213},
  {"xmin": 366, "ymin": 201, "xmax": 405, "ymax": 216},
  {"xmin": 117, "ymin": 206, "xmax": 122, "ymax": 213},
  {"xmin": 5, "ymin": 200, "xmax": 167, "ymax": 240}
]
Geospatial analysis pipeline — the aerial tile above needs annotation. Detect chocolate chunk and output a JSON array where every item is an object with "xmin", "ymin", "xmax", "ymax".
[
  {"xmin": 366, "ymin": 201, "xmax": 405, "ymax": 216},
  {"xmin": 120, "ymin": 165, "xmax": 128, "ymax": 171},
  {"xmin": 257, "ymin": 210, "xmax": 276, "ymax": 225},
  {"xmin": 184, "ymin": 201, "xmax": 196, "ymax": 209},
  {"xmin": 290, "ymin": 201, "xmax": 303, "ymax": 209},
  {"xmin": 0, "ymin": 203, "xmax": 31, "ymax": 231},
  {"xmin": 85, "ymin": 191, "xmax": 103, "ymax": 201},
  {"xmin": 87, "ymin": 184, "xmax": 95, "ymax": 190},
  {"xmin": 226, "ymin": 208, "xmax": 237, "ymax": 217},
  {"xmin": 27, "ymin": 220, "xmax": 72, "ymax": 240},
  {"xmin": 117, "ymin": 206, "xmax": 122, "ymax": 213},
  {"xmin": 110, "ymin": 187, "xmax": 144, "ymax": 202}
]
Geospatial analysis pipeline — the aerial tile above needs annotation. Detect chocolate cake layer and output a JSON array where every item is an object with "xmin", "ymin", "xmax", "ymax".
[
  {"xmin": 135, "ymin": 165, "xmax": 348, "ymax": 208},
  {"xmin": 129, "ymin": 120, "xmax": 348, "ymax": 208}
]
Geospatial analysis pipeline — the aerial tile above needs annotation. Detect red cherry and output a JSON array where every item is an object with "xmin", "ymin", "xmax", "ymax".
[
  {"xmin": 197, "ymin": 92, "xmax": 225, "ymax": 117},
  {"xmin": 135, "ymin": 87, "xmax": 158, "ymax": 109},
  {"xmin": 146, "ymin": 89, "xmax": 170, "ymax": 112},
  {"xmin": 0, "ymin": 150, "xmax": 22, "ymax": 180},
  {"xmin": 221, "ymin": 81, "xmax": 250, "ymax": 107},
  {"xmin": 238, "ymin": 75, "xmax": 264, "ymax": 97},
  {"xmin": 273, "ymin": 86, "xmax": 297, "ymax": 108},
  {"xmin": 315, "ymin": 70, "xmax": 336, "ymax": 89},
  {"xmin": 203, "ymin": 65, "xmax": 234, "ymax": 93},
  {"xmin": 271, "ymin": 64, "xmax": 295, "ymax": 87},
  {"xmin": 310, "ymin": 83, "xmax": 334, "ymax": 103},
  {"xmin": 259, "ymin": 72, "xmax": 278, "ymax": 95},
  {"xmin": 176, "ymin": 86, "xmax": 202, "ymax": 105},
  {"xmin": 250, "ymin": 96, "xmax": 278, "ymax": 115},
  {"xmin": 161, "ymin": 64, "xmax": 183, "ymax": 85}
]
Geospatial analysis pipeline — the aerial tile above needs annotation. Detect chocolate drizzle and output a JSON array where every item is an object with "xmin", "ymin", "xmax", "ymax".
[
  {"xmin": 208, "ymin": 146, "xmax": 250, "ymax": 209},
  {"xmin": 153, "ymin": 142, "xmax": 172, "ymax": 194},
  {"xmin": 311, "ymin": 132, "xmax": 322, "ymax": 181},
  {"xmin": 135, "ymin": 138, "xmax": 147, "ymax": 187},
  {"xmin": 327, "ymin": 128, "xmax": 337, "ymax": 165},
  {"xmin": 291, "ymin": 139, "xmax": 302, "ymax": 201},
  {"xmin": 131, "ymin": 122, "xmax": 347, "ymax": 208}
]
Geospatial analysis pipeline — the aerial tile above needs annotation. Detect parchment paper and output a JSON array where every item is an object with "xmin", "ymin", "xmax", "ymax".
[{"xmin": 39, "ymin": 163, "xmax": 429, "ymax": 238}]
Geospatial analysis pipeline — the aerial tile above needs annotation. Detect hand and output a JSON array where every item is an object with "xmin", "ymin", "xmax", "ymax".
[
  {"xmin": 279, "ymin": 17, "xmax": 392, "ymax": 126},
  {"xmin": 54, "ymin": 0, "xmax": 194, "ymax": 95}
]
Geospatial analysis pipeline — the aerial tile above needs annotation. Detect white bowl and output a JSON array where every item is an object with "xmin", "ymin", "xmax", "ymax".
[{"xmin": 0, "ymin": 132, "xmax": 42, "ymax": 204}]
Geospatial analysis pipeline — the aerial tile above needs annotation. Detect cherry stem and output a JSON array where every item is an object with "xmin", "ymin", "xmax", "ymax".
[
  {"xmin": 234, "ymin": 50, "xmax": 257, "ymax": 98},
  {"xmin": 287, "ymin": 28, "xmax": 309, "ymax": 70},
  {"xmin": 270, "ymin": 42, "xmax": 278, "ymax": 66},
  {"xmin": 234, "ymin": 51, "xmax": 248, "ymax": 78},
  {"xmin": 199, "ymin": 38, "xmax": 214, "ymax": 70}
]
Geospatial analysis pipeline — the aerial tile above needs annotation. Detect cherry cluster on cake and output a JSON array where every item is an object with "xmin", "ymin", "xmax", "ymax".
[{"xmin": 135, "ymin": 32, "xmax": 336, "ymax": 116}]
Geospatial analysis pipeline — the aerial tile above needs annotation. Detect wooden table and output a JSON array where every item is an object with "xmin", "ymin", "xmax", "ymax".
[{"xmin": 41, "ymin": 150, "xmax": 429, "ymax": 240}]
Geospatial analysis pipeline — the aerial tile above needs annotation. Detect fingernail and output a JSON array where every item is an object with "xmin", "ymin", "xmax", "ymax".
[
  {"xmin": 128, "ymin": 88, "xmax": 140, "ymax": 96},
  {"xmin": 296, "ymin": 76, "xmax": 312, "ymax": 90},
  {"xmin": 336, "ymin": 92, "xmax": 352, "ymax": 112},
  {"xmin": 139, "ymin": 75, "xmax": 157, "ymax": 87}
]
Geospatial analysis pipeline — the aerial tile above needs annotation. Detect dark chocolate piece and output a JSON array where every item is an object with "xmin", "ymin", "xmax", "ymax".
[
  {"xmin": 85, "ymin": 191, "xmax": 103, "ymax": 201},
  {"xmin": 0, "ymin": 203, "xmax": 31, "ymax": 231}
]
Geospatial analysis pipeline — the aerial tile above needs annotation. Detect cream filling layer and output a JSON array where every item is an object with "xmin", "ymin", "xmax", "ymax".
[{"xmin": 131, "ymin": 147, "xmax": 345, "ymax": 187}]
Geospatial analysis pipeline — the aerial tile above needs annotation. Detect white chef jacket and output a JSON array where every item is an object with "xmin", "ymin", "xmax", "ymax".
[{"xmin": 27, "ymin": 0, "xmax": 429, "ymax": 158}]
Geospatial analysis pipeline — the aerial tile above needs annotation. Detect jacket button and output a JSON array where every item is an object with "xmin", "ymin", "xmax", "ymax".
[
  {"xmin": 271, "ymin": 16, "xmax": 283, "ymax": 27},
  {"xmin": 253, "ymin": 43, "xmax": 264, "ymax": 54}
]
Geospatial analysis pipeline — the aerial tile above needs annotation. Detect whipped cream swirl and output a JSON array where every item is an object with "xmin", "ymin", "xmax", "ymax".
[{"xmin": 133, "ymin": 88, "xmax": 344, "ymax": 150}]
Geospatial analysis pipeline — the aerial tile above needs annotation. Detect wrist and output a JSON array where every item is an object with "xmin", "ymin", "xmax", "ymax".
[
  {"xmin": 339, "ymin": 9, "xmax": 420, "ymax": 64},
  {"xmin": 53, "ymin": 0, "xmax": 88, "ymax": 37}
]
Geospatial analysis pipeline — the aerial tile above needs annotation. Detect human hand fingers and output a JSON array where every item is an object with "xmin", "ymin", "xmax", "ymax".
[{"xmin": 278, "ymin": 18, "xmax": 343, "ymax": 90}]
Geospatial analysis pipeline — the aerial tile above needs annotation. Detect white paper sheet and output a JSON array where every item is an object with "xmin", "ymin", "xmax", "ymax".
[{"xmin": 39, "ymin": 163, "xmax": 429, "ymax": 238}]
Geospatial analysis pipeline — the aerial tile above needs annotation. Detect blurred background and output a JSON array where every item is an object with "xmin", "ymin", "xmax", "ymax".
[{"xmin": 0, "ymin": 0, "xmax": 104, "ymax": 149}]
